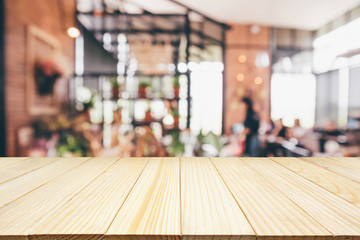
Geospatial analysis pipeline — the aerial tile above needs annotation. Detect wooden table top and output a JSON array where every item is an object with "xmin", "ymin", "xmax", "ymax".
[{"xmin": 0, "ymin": 157, "xmax": 360, "ymax": 240}]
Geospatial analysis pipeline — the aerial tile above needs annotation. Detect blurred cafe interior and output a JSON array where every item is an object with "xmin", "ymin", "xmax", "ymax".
[{"xmin": 1, "ymin": 0, "xmax": 360, "ymax": 158}]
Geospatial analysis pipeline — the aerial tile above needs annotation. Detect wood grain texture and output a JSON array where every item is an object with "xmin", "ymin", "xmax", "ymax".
[
  {"xmin": 0, "ymin": 157, "xmax": 58, "ymax": 184},
  {"xmin": 106, "ymin": 158, "xmax": 180, "ymax": 239},
  {"xmin": 0, "ymin": 157, "xmax": 90, "ymax": 208},
  {"xmin": 29, "ymin": 236, "xmax": 103, "ymax": 240},
  {"xmin": 256, "ymin": 237, "xmax": 332, "ymax": 240},
  {"xmin": 271, "ymin": 157, "xmax": 360, "ymax": 207},
  {"xmin": 302, "ymin": 157, "xmax": 360, "ymax": 184},
  {"xmin": 0, "ymin": 157, "xmax": 119, "ymax": 236},
  {"xmin": 30, "ymin": 157, "xmax": 149, "ymax": 238},
  {"xmin": 242, "ymin": 158, "xmax": 360, "ymax": 236},
  {"xmin": 330, "ymin": 157, "xmax": 360, "ymax": 170},
  {"xmin": 182, "ymin": 236, "xmax": 255, "ymax": 240},
  {"xmin": 0, "ymin": 157, "xmax": 28, "ymax": 169},
  {"xmin": 0, "ymin": 157, "xmax": 359, "ymax": 240},
  {"xmin": 211, "ymin": 157, "xmax": 331, "ymax": 237},
  {"xmin": 180, "ymin": 157, "xmax": 254, "ymax": 239},
  {"xmin": 105, "ymin": 236, "xmax": 179, "ymax": 240},
  {"xmin": 0, "ymin": 236, "xmax": 28, "ymax": 240}
]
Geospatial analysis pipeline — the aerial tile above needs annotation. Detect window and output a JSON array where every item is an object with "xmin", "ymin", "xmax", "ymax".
[
  {"xmin": 190, "ymin": 62, "xmax": 223, "ymax": 135},
  {"xmin": 271, "ymin": 73, "xmax": 316, "ymax": 128}
]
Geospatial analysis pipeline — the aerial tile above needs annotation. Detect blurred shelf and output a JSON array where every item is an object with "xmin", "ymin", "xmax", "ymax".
[
  {"xmin": 132, "ymin": 119, "xmax": 163, "ymax": 127},
  {"xmin": 76, "ymin": 72, "xmax": 175, "ymax": 78},
  {"xmin": 163, "ymin": 127, "xmax": 182, "ymax": 132},
  {"xmin": 107, "ymin": 96, "xmax": 191, "ymax": 102}
]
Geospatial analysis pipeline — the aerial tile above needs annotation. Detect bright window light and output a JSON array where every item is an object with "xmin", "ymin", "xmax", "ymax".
[
  {"xmin": 338, "ymin": 68, "xmax": 349, "ymax": 126},
  {"xmin": 313, "ymin": 17, "xmax": 360, "ymax": 73},
  {"xmin": 271, "ymin": 73, "xmax": 316, "ymax": 128},
  {"xmin": 190, "ymin": 62, "xmax": 223, "ymax": 135},
  {"xmin": 177, "ymin": 62, "xmax": 188, "ymax": 73}
]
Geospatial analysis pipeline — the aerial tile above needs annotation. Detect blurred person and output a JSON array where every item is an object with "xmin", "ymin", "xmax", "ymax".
[
  {"xmin": 288, "ymin": 118, "xmax": 307, "ymax": 146},
  {"xmin": 317, "ymin": 120, "xmax": 343, "ymax": 153},
  {"xmin": 289, "ymin": 119, "xmax": 306, "ymax": 139},
  {"xmin": 273, "ymin": 118, "xmax": 288, "ymax": 138},
  {"xmin": 265, "ymin": 118, "xmax": 289, "ymax": 156},
  {"xmin": 220, "ymin": 123, "xmax": 246, "ymax": 157},
  {"xmin": 241, "ymin": 97, "xmax": 260, "ymax": 157}
]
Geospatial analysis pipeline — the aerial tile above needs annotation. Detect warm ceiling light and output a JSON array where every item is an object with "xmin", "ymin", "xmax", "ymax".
[
  {"xmin": 250, "ymin": 25, "xmax": 261, "ymax": 34},
  {"xmin": 236, "ymin": 73, "xmax": 245, "ymax": 82},
  {"xmin": 67, "ymin": 27, "xmax": 80, "ymax": 38},
  {"xmin": 238, "ymin": 55, "xmax": 247, "ymax": 63},
  {"xmin": 254, "ymin": 77, "xmax": 263, "ymax": 85}
]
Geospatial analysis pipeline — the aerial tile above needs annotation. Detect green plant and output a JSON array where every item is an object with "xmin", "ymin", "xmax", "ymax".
[
  {"xmin": 82, "ymin": 95, "xmax": 95, "ymax": 111},
  {"xmin": 171, "ymin": 108, "xmax": 180, "ymax": 117},
  {"xmin": 82, "ymin": 88, "xmax": 96, "ymax": 111},
  {"xmin": 166, "ymin": 131, "xmax": 185, "ymax": 156},
  {"xmin": 31, "ymin": 115, "xmax": 72, "ymax": 139},
  {"xmin": 173, "ymin": 75, "xmax": 180, "ymax": 87},
  {"xmin": 56, "ymin": 133, "xmax": 91, "ymax": 157},
  {"xmin": 110, "ymin": 77, "xmax": 121, "ymax": 87},
  {"xmin": 139, "ymin": 81, "xmax": 150, "ymax": 88},
  {"xmin": 196, "ymin": 131, "xmax": 224, "ymax": 157}
]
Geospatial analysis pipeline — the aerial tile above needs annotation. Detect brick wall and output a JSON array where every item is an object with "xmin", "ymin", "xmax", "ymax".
[
  {"xmin": 5, "ymin": 0, "xmax": 75, "ymax": 156},
  {"xmin": 225, "ymin": 24, "xmax": 271, "ymax": 134}
]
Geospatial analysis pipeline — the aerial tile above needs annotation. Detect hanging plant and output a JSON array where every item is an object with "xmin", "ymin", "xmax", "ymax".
[
  {"xmin": 173, "ymin": 75, "xmax": 180, "ymax": 98},
  {"xmin": 34, "ymin": 59, "xmax": 64, "ymax": 96}
]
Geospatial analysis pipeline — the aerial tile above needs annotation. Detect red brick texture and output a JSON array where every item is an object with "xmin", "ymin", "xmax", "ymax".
[
  {"xmin": 225, "ymin": 24, "xmax": 271, "ymax": 134},
  {"xmin": 5, "ymin": 0, "xmax": 75, "ymax": 156}
]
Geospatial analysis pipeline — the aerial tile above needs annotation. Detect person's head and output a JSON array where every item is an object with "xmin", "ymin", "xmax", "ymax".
[
  {"xmin": 241, "ymin": 97, "xmax": 254, "ymax": 114},
  {"xmin": 275, "ymin": 118, "xmax": 283, "ymax": 128},
  {"xmin": 294, "ymin": 118, "xmax": 300, "ymax": 127},
  {"xmin": 325, "ymin": 120, "xmax": 337, "ymax": 131}
]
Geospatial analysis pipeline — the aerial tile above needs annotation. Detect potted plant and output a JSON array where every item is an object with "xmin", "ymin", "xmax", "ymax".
[
  {"xmin": 171, "ymin": 108, "xmax": 180, "ymax": 129},
  {"xmin": 113, "ymin": 108, "xmax": 122, "ymax": 124},
  {"xmin": 110, "ymin": 77, "xmax": 122, "ymax": 99},
  {"xmin": 166, "ymin": 131, "xmax": 185, "ymax": 156},
  {"xmin": 173, "ymin": 75, "xmax": 180, "ymax": 98},
  {"xmin": 34, "ymin": 59, "xmax": 64, "ymax": 96},
  {"xmin": 56, "ymin": 133, "xmax": 91, "ymax": 157},
  {"xmin": 138, "ymin": 81, "xmax": 150, "ymax": 98},
  {"xmin": 144, "ymin": 105, "xmax": 152, "ymax": 122}
]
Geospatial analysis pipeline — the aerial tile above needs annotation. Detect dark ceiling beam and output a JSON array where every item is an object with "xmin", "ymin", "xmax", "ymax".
[
  {"xmin": 166, "ymin": 0, "xmax": 230, "ymax": 30},
  {"xmin": 122, "ymin": 0, "xmax": 153, "ymax": 14},
  {"xmin": 190, "ymin": 29, "xmax": 222, "ymax": 45},
  {"xmin": 89, "ymin": 28, "xmax": 184, "ymax": 34},
  {"xmin": 77, "ymin": 12, "xmax": 186, "ymax": 17}
]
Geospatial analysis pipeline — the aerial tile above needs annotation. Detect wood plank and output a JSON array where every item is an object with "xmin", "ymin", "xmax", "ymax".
[
  {"xmin": 180, "ymin": 237, "xmax": 255, "ymax": 240},
  {"xmin": 106, "ymin": 157, "xmax": 180, "ymax": 240},
  {"xmin": 29, "ymin": 157, "xmax": 149, "ymax": 238},
  {"xmin": 330, "ymin": 157, "xmax": 360, "ymax": 170},
  {"xmin": 0, "ymin": 237, "xmax": 28, "ymax": 240},
  {"xmin": 105, "ymin": 236, "xmax": 178, "ymax": 240},
  {"xmin": 243, "ymin": 158, "xmax": 360, "ymax": 237},
  {"xmin": 302, "ymin": 157, "xmax": 360, "ymax": 184},
  {"xmin": 28, "ymin": 235, "xmax": 102, "ymax": 240},
  {"xmin": 0, "ymin": 157, "xmax": 28, "ymax": 169},
  {"xmin": 180, "ymin": 157, "xmax": 254, "ymax": 240},
  {"xmin": 0, "ymin": 157, "xmax": 90, "ymax": 208},
  {"xmin": 0, "ymin": 157, "xmax": 58, "ymax": 184},
  {"xmin": 0, "ymin": 157, "xmax": 119, "ymax": 237},
  {"xmin": 270, "ymin": 157, "xmax": 360, "ymax": 207},
  {"xmin": 211, "ymin": 157, "xmax": 331, "ymax": 237}
]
